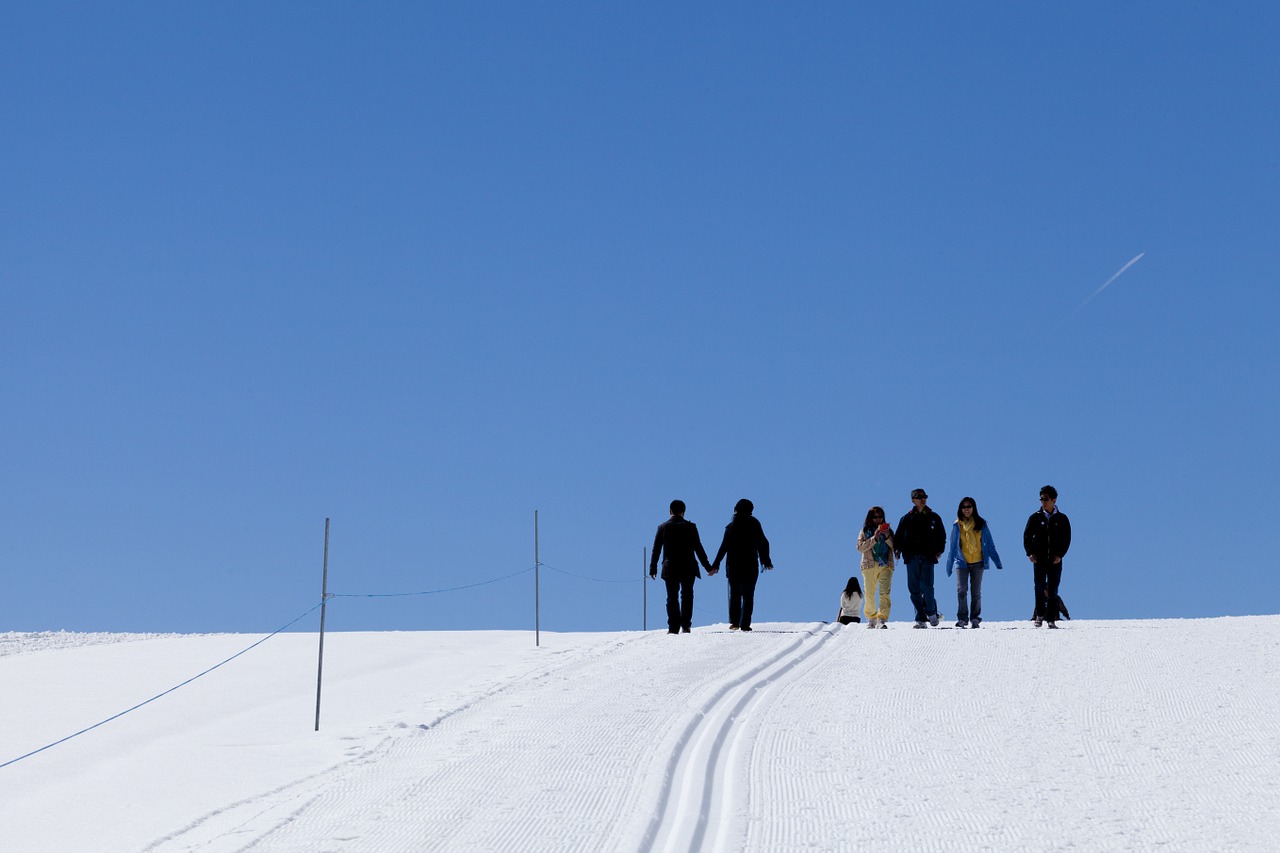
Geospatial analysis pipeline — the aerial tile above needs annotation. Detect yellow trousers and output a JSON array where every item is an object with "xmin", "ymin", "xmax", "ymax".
[{"xmin": 861, "ymin": 565, "xmax": 893, "ymax": 621}]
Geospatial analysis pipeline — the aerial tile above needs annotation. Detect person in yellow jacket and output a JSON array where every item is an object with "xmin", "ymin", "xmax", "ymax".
[
  {"xmin": 855, "ymin": 506, "xmax": 895, "ymax": 628},
  {"xmin": 945, "ymin": 496, "xmax": 1003, "ymax": 628}
]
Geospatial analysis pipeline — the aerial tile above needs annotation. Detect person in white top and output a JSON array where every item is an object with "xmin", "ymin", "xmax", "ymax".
[{"xmin": 838, "ymin": 576, "xmax": 863, "ymax": 625}]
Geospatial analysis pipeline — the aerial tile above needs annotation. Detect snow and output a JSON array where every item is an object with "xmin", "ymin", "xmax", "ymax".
[{"xmin": 2, "ymin": 618, "xmax": 1279, "ymax": 851}]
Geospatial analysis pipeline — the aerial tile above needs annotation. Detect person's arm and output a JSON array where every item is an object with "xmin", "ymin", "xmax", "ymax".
[
  {"xmin": 756, "ymin": 519, "xmax": 772, "ymax": 569},
  {"xmin": 693, "ymin": 525, "xmax": 712, "ymax": 571},
  {"xmin": 711, "ymin": 528, "xmax": 730, "ymax": 572},
  {"xmin": 985, "ymin": 525, "xmax": 1003, "ymax": 570},
  {"xmin": 650, "ymin": 525, "xmax": 663, "ymax": 577},
  {"xmin": 1023, "ymin": 515, "xmax": 1037, "ymax": 563},
  {"xmin": 893, "ymin": 516, "xmax": 905, "ymax": 558},
  {"xmin": 1056, "ymin": 515, "xmax": 1071, "ymax": 562},
  {"xmin": 946, "ymin": 523, "xmax": 959, "ymax": 576}
]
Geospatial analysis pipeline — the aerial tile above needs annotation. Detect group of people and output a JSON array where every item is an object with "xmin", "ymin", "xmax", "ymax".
[
  {"xmin": 649, "ymin": 498, "xmax": 772, "ymax": 634},
  {"xmin": 650, "ymin": 486, "xmax": 1071, "ymax": 634},
  {"xmin": 845, "ymin": 485, "xmax": 1071, "ymax": 628}
]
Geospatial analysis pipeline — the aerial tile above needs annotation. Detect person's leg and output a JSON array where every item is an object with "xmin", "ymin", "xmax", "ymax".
[
  {"xmin": 1033, "ymin": 563, "xmax": 1048, "ymax": 623},
  {"xmin": 956, "ymin": 566, "xmax": 970, "ymax": 624},
  {"xmin": 1045, "ymin": 563, "xmax": 1063, "ymax": 623},
  {"xmin": 879, "ymin": 567, "xmax": 893, "ymax": 622},
  {"xmin": 680, "ymin": 577, "xmax": 695, "ymax": 631},
  {"xmin": 727, "ymin": 574, "xmax": 742, "ymax": 627},
  {"xmin": 740, "ymin": 570, "xmax": 759, "ymax": 630},
  {"xmin": 906, "ymin": 557, "xmax": 926, "ymax": 623},
  {"xmin": 861, "ymin": 568, "xmax": 878, "ymax": 622},
  {"xmin": 970, "ymin": 566, "xmax": 985, "ymax": 625},
  {"xmin": 923, "ymin": 562, "xmax": 938, "ymax": 622},
  {"xmin": 664, "ymin": 577, "xmax": 682, "ymax": 633}
]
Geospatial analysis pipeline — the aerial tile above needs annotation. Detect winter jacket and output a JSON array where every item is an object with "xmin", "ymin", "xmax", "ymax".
[
  {"xmin": 839, "ymin": 591, "xmax": 863, "ymax": 620},
  {"xmin": 894, "ymin": 507, "xmax": 947, "ymax": 563},
  {"xmin": 650, "ymin": 516, "xmax": 712, "ymax": 582},
  {"xmin": 946, "ymin": 519, "xmax": 1004, "ymax": 574},
  {"xmin": 1023, "ymin": 508, "xmax": 1071, "ymax": 562},
  {"xmin": 855, "ymin": 526, "xmax": 896, "ymax": 571},
  {"xmin": 712, "ymin": 514, "xmax": 772, "ymax": 576}
]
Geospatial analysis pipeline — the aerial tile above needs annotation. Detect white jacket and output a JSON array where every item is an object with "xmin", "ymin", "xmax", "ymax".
[{"xmin": 840, "ymin": 591, "xmax": 863, "ymax": 619}]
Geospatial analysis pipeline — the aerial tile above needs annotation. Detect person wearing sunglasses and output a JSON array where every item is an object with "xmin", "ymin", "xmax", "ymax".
[
  {"xmin": 893, "ymin": 488, "xmax": 947, "ymax": 628},
  {"xmin": 1022, "ymin": 485, "xmax": 1072, "ymax": 628},
  {"xmin": 855, "ymin": 506, "xmax": 894, "ymax": 628},
  {"xmin": 945, "ymin": 497, "xmax": 1003, "ymax": 628}
]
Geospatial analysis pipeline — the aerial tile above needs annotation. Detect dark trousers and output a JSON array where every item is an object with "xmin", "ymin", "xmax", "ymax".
[
  {"xmin": 665, "ymin": 576, "xmax": 694, "ymax": 632},
  {"xmin": 905, "ymin": 556, "xmax": 938, "ymax": 623},
  {"xmin": 727, "ymin": 570, "xmax": 760, "ymax": 629},
  {"xmin": 1033, "ymin": 561, "xmax": 1063, "ymax": 621}
]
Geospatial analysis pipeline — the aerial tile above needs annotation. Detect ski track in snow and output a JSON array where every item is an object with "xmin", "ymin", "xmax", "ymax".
[{"xmin": 6, "ymin": 619, "xmax": 1280, "ymax": 851}]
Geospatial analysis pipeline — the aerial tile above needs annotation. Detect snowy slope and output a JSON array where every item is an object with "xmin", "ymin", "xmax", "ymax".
[{"xmin": 2, "ymin": 618, "xmax": 1279, "ymax": 851}]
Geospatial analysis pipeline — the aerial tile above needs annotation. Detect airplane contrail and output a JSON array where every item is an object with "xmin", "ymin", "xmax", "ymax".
[{"xmin": 1076, "ymin": 252, "xmax": 1145, "ymax": 312}]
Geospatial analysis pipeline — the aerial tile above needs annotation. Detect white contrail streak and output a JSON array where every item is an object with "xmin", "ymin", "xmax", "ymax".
[{"xmin": 1076, "ymin": 252, "xmax": 1145, "ymax": 312}]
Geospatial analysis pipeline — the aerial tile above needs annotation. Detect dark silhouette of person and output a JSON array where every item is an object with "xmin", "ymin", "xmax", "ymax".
[
  {"xmin": 650, "ymin": 499, "xmax": 713, "ymax": 634},
  {"xmin": 711, "ymin": 499, "xmax": 773, "ymax": 632}
]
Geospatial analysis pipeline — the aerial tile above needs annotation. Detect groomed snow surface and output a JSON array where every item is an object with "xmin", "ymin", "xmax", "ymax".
[{"xmin": 3, "ymin": 617, "xmax": 1279, "ymax": 852}]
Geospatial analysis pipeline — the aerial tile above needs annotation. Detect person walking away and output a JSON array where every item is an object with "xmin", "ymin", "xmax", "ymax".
[
  {"xmin": 855, "ymin": 507, "xmax": 895, "ymax": 628},
  {"xmin": 1022, "ymin": 485, "xmax": 1071, "ymax": 628},
  {"xmin": 710, "ymin": 498, "xmax": 772, "ymax": 632},
  {"xmin": 894, "ymin": 488, "xmax": 947, "ymax": 628},
  {"xmin": 650, "ymin": 499, "xmax": 714, "ymax": 634},
  {"xmin": 945, "ymin": 496, "xmax": 1003, "ymax": 628},
  {"xmin": 837, "ymin": 577, "xmax": 863, "ymax": 625}
]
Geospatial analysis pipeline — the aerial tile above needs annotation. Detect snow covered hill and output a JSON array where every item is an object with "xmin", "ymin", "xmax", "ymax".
[{"xmin": 2, "ymin": 618, "xmax": 1279, "ymax": 851}]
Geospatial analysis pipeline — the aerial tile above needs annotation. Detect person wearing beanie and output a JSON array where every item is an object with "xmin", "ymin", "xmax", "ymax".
[{"xmin": 710, "ymin": 498, "xmax": 773, "ymax": 632}]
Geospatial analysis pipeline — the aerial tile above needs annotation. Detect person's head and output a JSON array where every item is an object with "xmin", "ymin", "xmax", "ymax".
[
  {"xmin": 1039, "ymin": 485, "xmax": 1057, "ymax": 512},
  {"xmin": 863, "ymin": 506, "xmax": 886, "ymax": 530},
  {"xmin": 733, "ymin": 498, "xmax": 754, "ymax": 516},
  {"xmin": 670, "ymin": 499, "xmax": 686, "ymax": 517},
  {"xmin": 957, "ymin": 496, "xmax": 985, "ymax": 530},
  {"xmin": 910, "ymin": 488, "xmax": 928, "ymax": 510},
  {"xmin": 844, "ymin": 576, "xmax": 862, "ymax": 597}
]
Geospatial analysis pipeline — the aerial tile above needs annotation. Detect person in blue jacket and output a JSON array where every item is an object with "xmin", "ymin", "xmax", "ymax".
[{"xmin": 945, "ymin": 496, "xmax": 1003, "ymax": 628}]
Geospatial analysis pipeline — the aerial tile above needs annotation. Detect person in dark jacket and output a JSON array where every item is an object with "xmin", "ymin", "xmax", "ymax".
[
  {"xmin": 894, "ymin": 488, "xmax": 947, "ymax": 628},
  {"xmin": 710, "ymin": 498, "xmax": 773, "ymax": 632},
  {"xmin": 1023, "ymin": 484, "xmax": 1072, "ymax": 628},
  {"xmin": 650, "ymin": 499, "xmax": 714, "ymax": 634}
]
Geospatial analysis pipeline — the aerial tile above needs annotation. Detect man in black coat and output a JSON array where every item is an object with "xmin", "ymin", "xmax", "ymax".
[
  {"xmin": 1023, "ymin": 484, "xmax": 1072, "ymax": 628},
  {"xmin": 710, "ymin": 498, "xmax": 773, "ymax": 632},
  {"xmin": 650, "ymin": 499, "xmax": 714, "ymax": 634},
  {"xmin": 894, "ymin": 488, "xmax": 947, "ymax": 627}
]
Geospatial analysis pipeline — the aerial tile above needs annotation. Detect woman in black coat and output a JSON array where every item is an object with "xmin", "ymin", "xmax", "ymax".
[{"xmin": 711, "ymin": 499, "xmax": 773, "ymax": 632}]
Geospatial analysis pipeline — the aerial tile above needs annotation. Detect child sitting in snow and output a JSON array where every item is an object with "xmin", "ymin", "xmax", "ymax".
[{"xmin": 837, "ymin": 577, "xmax": 863, "ymax": 625}]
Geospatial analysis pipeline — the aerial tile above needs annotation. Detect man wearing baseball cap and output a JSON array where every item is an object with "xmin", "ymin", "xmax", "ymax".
[{"xmin": 894, "ymin": 488, "xmax": 947, "ymax": 628}]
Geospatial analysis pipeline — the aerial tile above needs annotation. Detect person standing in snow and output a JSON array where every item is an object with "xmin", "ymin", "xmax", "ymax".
[
  {"xmin": 945, "ymin": 496, "xmax": 1003, "ymax": 628},
  {"xmin": 894, "ymin": 488, "xmax": 947, "ymax": 628},
  {"xmin": 1023, "ymin": 485, "xmax": 1071, "ymax": 628},
  {"xmin": 710, "ymin": 498, "xmax": 773, "ymax": 632},
  {"xmin": 855, "ymin": 506, "xmax": 894, "ymax": 628},
  {"xmin": 650, "ymin": 500, "xmax": 714, "ymax": 635},
  {"xmin": 837, "ymin": 576, "xmax": 863, "ymax": 625}
]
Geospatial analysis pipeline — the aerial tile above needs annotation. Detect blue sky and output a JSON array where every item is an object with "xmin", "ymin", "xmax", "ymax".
[{"xmin": 3, "ymin": 2, "xmax": 1277, "ymax": 635}]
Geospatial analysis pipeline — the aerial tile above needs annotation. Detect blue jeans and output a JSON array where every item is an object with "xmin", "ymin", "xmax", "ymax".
[
  {"xmin": 905, "ymin": 556, "xmax": 937, "ymax": 623},
  {"xmin": 956, "ymin": 563, "xmax": 984, "ymax": 625}
]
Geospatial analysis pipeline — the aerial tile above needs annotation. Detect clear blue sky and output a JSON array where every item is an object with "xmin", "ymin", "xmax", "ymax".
[{"xmin": 3, "ymin": 2, "xmax": 1277, "ymax": 634}]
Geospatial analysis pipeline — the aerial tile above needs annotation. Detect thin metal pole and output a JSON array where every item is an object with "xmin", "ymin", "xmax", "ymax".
[
  {"xmin": 534, "ymin": 510, "xmax": 540, "ymax": 647},
  {"xmin": 314, "ymin": 518, "xmax": 331, "ymax": 732},
  {"xmin": 643, "ymin": 546, "xmax": 647, "ymax": 631}
]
